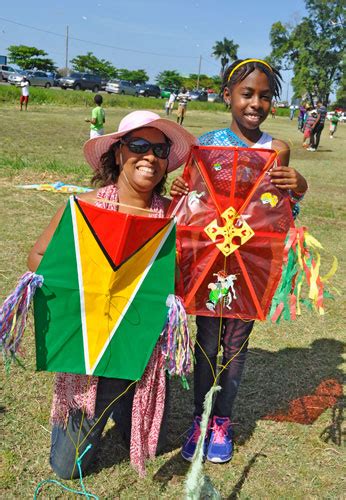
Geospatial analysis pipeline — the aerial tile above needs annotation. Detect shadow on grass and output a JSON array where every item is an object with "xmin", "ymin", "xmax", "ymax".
[
  {"xmin": 227, "ymin": 451, "xmax": 267, "ymax": 500},
  {"xmin": 233, "ymin": 338, "xmax": 344, "ymax": 446},
  {"xmin": 154, "ymin": 338, "xmax": 343, "ymax": 488},
  {"xmin": 85, "ymin": 338, "xmax": 344, "ymax": 480}
]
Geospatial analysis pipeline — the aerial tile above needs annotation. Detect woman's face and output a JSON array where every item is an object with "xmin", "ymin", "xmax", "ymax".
[
  {"xmin": 116, "ymin": 127, "xmax": 169, "ymax": 193},
  {"xmin": 224, "ymin": 69, "xmax": 273, "ymax": 130}
]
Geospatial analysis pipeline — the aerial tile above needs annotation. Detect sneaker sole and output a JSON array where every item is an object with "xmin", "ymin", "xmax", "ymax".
[
  {"xmin": 181, "ymin": 451, "xmax": 193, "ymax": 462},
  {"xmin": 206, "ymin": 455, "xmax": 233, "ymax": 463}
]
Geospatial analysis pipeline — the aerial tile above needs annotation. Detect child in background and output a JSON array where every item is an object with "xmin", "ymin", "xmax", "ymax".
[
  {"xmin": 171, "ymin": 58, "xmax": 308, "ymax": 464},
  {"xmin": 298, "ymin": 104, "xmax": 306, "ymax": 131},
  {"xmin": 19, "ymin": 76, "xmax": 29, "ymax": 111},
  {"xmin": 176, "ymin": 87, "xmax": 190, "ymax": 125},
  {"xmin": 168, "ymin": 90, "xmax": 177, "ymax": 114},
  {"xmin": 85, "ymin": 94, "xmax": 106, "ymax": 138},
  {"xmin": 329, "ymin": 113, "xmax": 339, "ymax": 138},
  {"xmin": 303, "ymin": 110, "xmax": 317, "ymax": 148}
]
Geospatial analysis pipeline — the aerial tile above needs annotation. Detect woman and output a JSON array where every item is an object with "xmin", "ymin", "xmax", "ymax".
[{"xmin": 28, "ymin": 110, "xmax": 196, "ymax": 479}]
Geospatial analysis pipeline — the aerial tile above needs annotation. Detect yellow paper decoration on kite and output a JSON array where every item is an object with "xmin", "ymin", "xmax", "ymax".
[{"xmin": 204, "ymin": 206, "xmax": 254, "ymax": 257}]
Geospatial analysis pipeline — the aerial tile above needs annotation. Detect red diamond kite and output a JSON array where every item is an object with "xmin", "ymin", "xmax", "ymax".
[{"xmin": 168, "ymin": 145, "xmax": 295, "ymax": 320}]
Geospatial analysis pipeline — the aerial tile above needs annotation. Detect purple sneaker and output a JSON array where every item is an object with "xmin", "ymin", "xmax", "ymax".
[
  {"xmin": 206, "ymin": 416, "xmax": 233, "ymax": 463},
  {"xmin": 181, "ymin": 416, "xmax": 209, "ymax": 462}
]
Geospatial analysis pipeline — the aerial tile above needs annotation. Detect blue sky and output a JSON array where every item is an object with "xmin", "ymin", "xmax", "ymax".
[{"xmin": 0, "ymin": 0, "xmax": 307, "ymax": 99}]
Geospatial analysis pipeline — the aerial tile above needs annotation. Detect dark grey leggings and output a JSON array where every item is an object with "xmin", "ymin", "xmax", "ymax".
[{"xmin": 194, "ymin": 316, "xmax": 254, "ymax": 418}]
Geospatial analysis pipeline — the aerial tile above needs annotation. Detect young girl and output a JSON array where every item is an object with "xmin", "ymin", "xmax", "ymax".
[
  {"xmin": 171, "ymin": 59, "xmax": 308, "ymax": 464},
  {"xmin": 27, "ymin": 110, "xmax": 196, "ymax": 479}
]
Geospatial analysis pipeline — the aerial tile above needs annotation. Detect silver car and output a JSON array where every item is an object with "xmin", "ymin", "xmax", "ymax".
[
  {"xmin": 105, "ymin": 79, "xmax": 138, "ymax": 96},
  {"xmin": 9, "ymin": 70, "xmax": 54, "ymax": 88},
  {"xmin": 0, "ymin": 65, "xmax": 16, "ymax": 81}
]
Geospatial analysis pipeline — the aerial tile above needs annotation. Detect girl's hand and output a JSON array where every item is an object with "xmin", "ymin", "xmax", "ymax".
[
  {"xmin": 170, "ymin": 176, "xmax": 189, "ymax": 197},
  {"xmin": 269, "ymin": 166, "xmax": 308, "ymax": 194}
]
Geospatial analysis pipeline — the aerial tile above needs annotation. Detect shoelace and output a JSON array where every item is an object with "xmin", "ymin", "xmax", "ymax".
[
  {"xmin": 190, "ymin": 420, "xmax": 201, "ymax": 444},
  {"xmin": 211, "ymin": 420, "xmax": 230, "ymax": 444}
]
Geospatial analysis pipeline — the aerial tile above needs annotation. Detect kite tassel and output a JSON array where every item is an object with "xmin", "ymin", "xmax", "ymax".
[
  {"xmin": 269, "ymin": 227, "xmax": 336, "ymax": 323},
  {"xmin": 161, "ymin": 294, "xmax": 193, "ymax": 385},
  {"xmin": 185, "ymin": 385, "xmax": 222, "ymax": 500},
  {"xmin": 0, "ymin": 271, "xmax": 43, "ymax": 362}
]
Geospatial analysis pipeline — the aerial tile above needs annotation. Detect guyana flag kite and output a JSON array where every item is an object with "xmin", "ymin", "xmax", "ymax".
[{"xmin": 33, "ymin": 197, "xmax": 176, "ymax": 380}]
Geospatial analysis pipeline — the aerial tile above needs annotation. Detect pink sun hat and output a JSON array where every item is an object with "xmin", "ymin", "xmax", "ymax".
[{"xmin": 83, "ymin": 110, "xmax": 197, "ymax": 173}]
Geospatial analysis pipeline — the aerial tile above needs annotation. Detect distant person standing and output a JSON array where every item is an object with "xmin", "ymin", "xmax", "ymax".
[
  {"xmin": 176, "ymin": 87, "xmax": 189, "ymax": 125},
  {"xmin": 308, "ymin": 101, "xmax": 327, "ymax": 151},
  {"xmin": 168, "ymin": 90, "xmax": 177, "ymax": 115},
  {"xmin": 298, "ymin": 104, "xmax": 306, "ymax": 131},
  {"xmin": 289, "ymin": 104, "xmax": 295, "ymax": 120},
  {"xmin": 85, "ymin": 94, "xmax": 105, "ymax": 138},
  {"xmin": 270, "ymin": 106, "xmax": 276, "ymax": 118},
  {"xmin": 19, "ymin": 76, "xmax": 29, "ymax": 111}
]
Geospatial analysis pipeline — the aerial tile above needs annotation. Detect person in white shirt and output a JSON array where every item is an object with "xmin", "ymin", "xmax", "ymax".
[
  {"xmin": 168, "ymin": 91, "xmax": 177, "ymax": 114},
  {"xmin": 176, "ymin": 87, "xmax": 190, "ymax": 125},
  {"xmin": 19, "ymin": 77, "xmax": 30, "ymax": 111}
]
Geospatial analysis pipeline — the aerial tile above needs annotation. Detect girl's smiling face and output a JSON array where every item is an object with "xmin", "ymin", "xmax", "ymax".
[
  {"xmin": 224, "ymin": 69, "xmax": 273, "ymax": 131},
  {"xmin": 116, "ymin": 127, "xmax": 169, "ymax": 194}
]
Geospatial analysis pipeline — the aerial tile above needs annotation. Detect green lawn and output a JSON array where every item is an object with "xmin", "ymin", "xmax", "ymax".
[{"xmin": 0, "ymin": 104, "xmax": 345, "ymax": 499}]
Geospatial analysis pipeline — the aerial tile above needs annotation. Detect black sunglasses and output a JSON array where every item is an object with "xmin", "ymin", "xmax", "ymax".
[{"xmin": 121, "ymin": 137, "xmax": 171, "ymax": 160}]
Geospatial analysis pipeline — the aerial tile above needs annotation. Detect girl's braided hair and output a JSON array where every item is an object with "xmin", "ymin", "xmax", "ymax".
[
  {"xmin": 91, "ymin": 138, "xmax": 168, "ymax": 195},
  {"xmin": 222, "ymin": 59, "xmax": 282, "ymax": 100}
]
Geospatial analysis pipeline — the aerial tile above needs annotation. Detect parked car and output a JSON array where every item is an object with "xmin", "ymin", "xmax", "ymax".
[
  {"xmin": 189, "ymin": 90, "xmax": 208, "ymax": 101},
  {"xmin": 161, "ymin": 88, "xmax": 178, "ymax": 99},
  {"xmin": 137, "ymin": 84, "xmax": 161, "ymax": 98},
  {"xmin": 46, "ymin": 72, "xmax": 62, "ymax": 87},
  {"xmin": 105, "ymin": 79, "xmax": 138, "ymax": 96},
  {"xmin": 59, "ymin": 73, "xmax": 102, "ymax": 92},
  {"xmin": 101, "ymin": 77, "xmax": 109, "ymax": 90},
  {"xmin": 277, "ymin": 101, "xmax": 289, "ymax": 108},
  {"xmin": 207, "ymin": 92, "xmax": 222, "ymax": 103},
  {"xmin": 26, "ymin": 71, "xmax": 54, "ymax": 88},
  {"xmin": 9, "ymin": 70, "xmax": 54, "ymax": 88},
  {"xmin": 8, "ymin": 70, "xmax": 27, "ymax": 85},
  {"xmin": 0, "ymin": 65, "xmax": 17, "ymax": 81}
]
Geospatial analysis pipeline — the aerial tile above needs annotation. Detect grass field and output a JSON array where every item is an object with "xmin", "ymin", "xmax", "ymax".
[{"xmin": 0, "ymin": 103, "xmax": 345, "ymax": 499}]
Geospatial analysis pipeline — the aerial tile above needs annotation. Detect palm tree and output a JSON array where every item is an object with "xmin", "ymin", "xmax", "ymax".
[{"xmin": 212, "ymin": 38, "xmax": 239, "ymax": 76}]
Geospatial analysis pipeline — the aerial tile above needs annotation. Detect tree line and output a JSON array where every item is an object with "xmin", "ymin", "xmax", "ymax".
[{"xmin": 6, "ymin": 0, "xmax": 345, "ymax": 105}]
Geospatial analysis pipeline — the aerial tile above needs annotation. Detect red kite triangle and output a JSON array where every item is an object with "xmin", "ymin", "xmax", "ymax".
[{"xmin": 75, "ymin": 198, "xmax": 173, "ymax": 269}]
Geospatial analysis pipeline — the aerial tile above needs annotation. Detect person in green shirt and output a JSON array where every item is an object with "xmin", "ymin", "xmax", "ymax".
[
  {"xmin": 86, "ymin": 94, "xmax": 105, "ymax": 138},
  {"xmin": 329, "ymin": 113, "xmax": 339, "ymax": 139}
]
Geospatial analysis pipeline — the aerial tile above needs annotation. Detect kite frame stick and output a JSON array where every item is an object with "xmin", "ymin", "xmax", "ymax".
[{"xmin": 76, "ymin": 196, "xmax": 155, "ymax": 214}]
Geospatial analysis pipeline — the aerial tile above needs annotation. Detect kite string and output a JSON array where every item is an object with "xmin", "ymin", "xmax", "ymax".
[
  {"xmin": 34, "ymin": 445, "xmax": 99, "ymax": 499},
  {"xmin": 74, "ymin": 380, "xmax": 137, "ymax": 450}
]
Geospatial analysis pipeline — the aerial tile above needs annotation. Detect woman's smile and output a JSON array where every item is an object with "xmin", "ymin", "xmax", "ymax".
[{"xmin": 135, "ymin": 162, "xmax": 157, "ymax": 177}]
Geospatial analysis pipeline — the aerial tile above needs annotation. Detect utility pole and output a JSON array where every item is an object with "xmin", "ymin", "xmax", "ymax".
[
  {"xmin": 196, "ymin": 55, "xmax": 202, "ymax": 90},
  {"xmin": 65, "ymin": 25, "xmax": 69, "ymax": 74},
  {"xmin": 286, "ymin": 80, "xmax": 289, "ymax": 103}
]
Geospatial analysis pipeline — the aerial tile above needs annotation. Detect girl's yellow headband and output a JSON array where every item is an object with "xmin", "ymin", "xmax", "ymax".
[{"xmin": 227, "ymin": 59, "xmax": 272, "ymax": 82}]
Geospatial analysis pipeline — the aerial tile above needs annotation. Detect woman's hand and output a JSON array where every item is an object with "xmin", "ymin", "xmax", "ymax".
[
  {"xmin": 269, "ymin": 166, "xmax": 308, "ymax": 194},
  {"xmin": 170, "ymin": 176, "xmax": 189, "ymax": 197}
]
